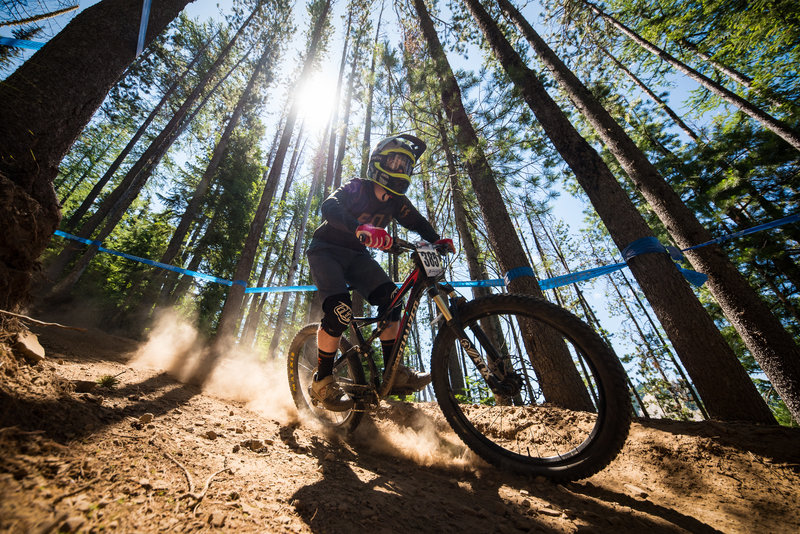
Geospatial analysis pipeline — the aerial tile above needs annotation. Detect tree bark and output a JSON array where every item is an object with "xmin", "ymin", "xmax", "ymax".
[
  {"xmin": 413, "ymin": 0, "xmax": 594, "ymax": 411},
  {"xmin": 580, "ymin": 0, "xmax": 800, "ymax": 153},
  {"xmin": 0, "ymin": 0, "xmax": 194, "ymax": 312},
  {"xmin": 499, "ymin": 0, "xmax": 797, "ymax": 422},
  {"xmin": 464, "ymin": 0, "xmax": 774, "ymax": 422}
]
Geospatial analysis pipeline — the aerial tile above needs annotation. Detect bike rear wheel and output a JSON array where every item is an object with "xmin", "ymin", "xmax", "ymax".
[
  {"xmin": 287, "ymin": 323, "xmax": 365, "ymax": 432},
  {"xmin": 431, "ymin": 294, "xmax": 631, "ymax": 480}
]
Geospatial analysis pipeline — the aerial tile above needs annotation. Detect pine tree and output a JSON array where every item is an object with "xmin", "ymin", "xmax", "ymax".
[{"xmin": 0, "ymin": 0, "xmax": 194, "ymax": 313}]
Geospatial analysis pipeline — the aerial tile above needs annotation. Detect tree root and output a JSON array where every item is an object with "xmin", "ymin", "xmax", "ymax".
[
  {"xmin": 164, "ymin": 452, "xmax": 230, "ymax": 513},
  {"xmin": 0, "ymin": 309, "xmax": 87, "ymax": 331}
]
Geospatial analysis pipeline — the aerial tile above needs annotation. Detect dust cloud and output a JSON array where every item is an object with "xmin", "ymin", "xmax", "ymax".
[
  {"xmin": 129, "ymin": 310, "xmax": 297, "ymax": 423},
  {"xmin": 355, "ymin": 410, "xmax": 480, "ymax": 471},
  {"xmin": 130, "ymin": 311, "xmax": 480, "ymax": 470}
]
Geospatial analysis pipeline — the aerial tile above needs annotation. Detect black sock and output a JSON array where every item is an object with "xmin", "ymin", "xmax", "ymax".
[
  {"xmin": 316, "ymin": 348, "xmax": 336, "ymax": 380},
  {"xmin": 381, "ymin": 339, "xmax": 395, "ymax": 370}
]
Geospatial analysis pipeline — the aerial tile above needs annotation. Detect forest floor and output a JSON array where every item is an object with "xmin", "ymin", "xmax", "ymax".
[{"xmin": 1, "ymin": 311, "xmax": 800, "ymax": 534}]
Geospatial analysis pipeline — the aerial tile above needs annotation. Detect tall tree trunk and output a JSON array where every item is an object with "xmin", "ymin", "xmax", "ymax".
[
  {"xmin": 500, "ymin": 0, "xmax": 798, "ymax": 422},
  {"xmin": 208, "ymin": 0, "xmax": 333, "ymax": 376},
  {"xmin": 359, "ymin": 0, "xmax": 384, "ymax": 179},
  {"xmin": 0, "ymin": 5, "xmax": 80, "ymax": 28},
  {"xmin": 333, "ymin": 26, "xmax": 366, "ymax": 188},
  {"xmin": 678, "ymin": 39, "xmax": 791, "ymax": 110},
  {"xmin": 464, "ymin": 0, "xmax": 774, "ymax": 422},
  {"xmin": 413, "ymin": 0, "xmax": 593, "ymax": 411},
  {"xmin": 597, "ymin": 44, "xmax": 700, "ymax": 143},
  {"xmin": 578, "ymin": 0, "xmax": 800, "ymax": 152},
  {"xmin": 64, "ymin": 31, "xmax": 216, "ymax": 231},
  {"xmin": 239, "ymin": 128, "xmax": 307, "ymax": 346},
  {"xmin": 137, "ymin": 41, "xmax": 277, "ymax": 320},
  {"xmin": 45, "ymin": 13, "xmax": 260, "ymax": 285},
  {"xmin": 0, "ymin": 0, "xmax": 194, "ymax": 313},
  {"xmin": 603, "ymin": 43, "xmax": 800, "ymax": 292},
  {"xmin": 324, "ymin": 8, "xmax": 353, "ymax": 195},
  {"xmin": 47, "ymin": 52, "xmax": 241, "ymax": 298},
  {"xmin": 267, "ymin": 171, "xmax": 321, "ymax": 357},
  {"xmin": 59, "ymin": 136, "xmax": 118, "ymax": 204}
]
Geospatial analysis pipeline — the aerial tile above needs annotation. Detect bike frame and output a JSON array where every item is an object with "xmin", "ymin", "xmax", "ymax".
[{"xmin": 339, "ymin": 239, "xmax": 509, "ymax": 400}]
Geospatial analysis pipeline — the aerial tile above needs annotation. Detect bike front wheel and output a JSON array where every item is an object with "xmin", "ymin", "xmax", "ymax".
[
  {"xmin": 287, "ymin": 323, "xmax": 365, "ymax": 433},
  {"xmin": 431, "ymin": 294, "xmax": 631, "ymax": 480}
]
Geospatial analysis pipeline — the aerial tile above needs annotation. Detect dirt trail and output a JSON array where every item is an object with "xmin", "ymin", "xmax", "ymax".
[{"xmin": 1, "ymin": 319, "xmax": 799, "ymax": 533}]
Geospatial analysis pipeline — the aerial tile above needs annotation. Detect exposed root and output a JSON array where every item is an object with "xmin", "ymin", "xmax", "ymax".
[
  {"xmin": 0, "ymin": 309, "xmax": 87, "ymax": 331},
  {"xmin": 164, "ymin": 452, "xmax": 231, "ymax": 513}
]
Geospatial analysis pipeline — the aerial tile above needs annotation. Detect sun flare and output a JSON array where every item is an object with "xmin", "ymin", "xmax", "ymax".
[{"xmin": 295, "ymin": 72, "xmax": 338, "ymax": 133}]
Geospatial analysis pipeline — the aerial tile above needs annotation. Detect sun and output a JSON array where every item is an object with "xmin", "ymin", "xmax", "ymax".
[{"xmin": 294, "ymin": 71, "xmax": 338, "ymax": 133}]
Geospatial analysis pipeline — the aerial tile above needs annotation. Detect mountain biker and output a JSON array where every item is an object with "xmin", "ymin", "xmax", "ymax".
[{"xmin": 306, "ymin": 133, "xmax": 453, "ymax": 411}]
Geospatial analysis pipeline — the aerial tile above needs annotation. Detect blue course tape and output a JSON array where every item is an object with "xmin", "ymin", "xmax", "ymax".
[
  {"xmin": 538, "ymin": 263, "xmax": 627, "ymax": 290},
  {"xmin": 620, "ymin": 235, "xmax": 708, "ymax": 287},
  {"xmin": 136, "ymin": 0, "xmax": 152, "ymax": 56},
  {"xmin": 450, "ymin": 279, "xmax": 504, "ymax": 288},
  {"xmin": 621, "ymin": 236, "xmax": 666, "ymax": 261},
  {"xmin": 683, "ymin": 213, "xmax": 800, "ymax": 251},
  {"xmin": 245, "ymin": 285, "xmax": 318, "ymax": 294},
  {"xmin": 0, "ymin": 37, "xmax": 44, "ymax": 50},
  {"xmin": 503, "ymin": 266, "xmax": 535, "ymax": 285},
  {"xmin": 52, "ymin": 212, "xmax": 797, "ymax": 294}
]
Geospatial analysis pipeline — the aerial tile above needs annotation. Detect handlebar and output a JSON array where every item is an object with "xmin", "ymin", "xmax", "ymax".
[
  {"xmin": 357, "ymin": 232, "xmax": 454, "ymax": 256},
  {"xmin": 390, "ymin": 237, "xmax": 453, "ymax": 256}
]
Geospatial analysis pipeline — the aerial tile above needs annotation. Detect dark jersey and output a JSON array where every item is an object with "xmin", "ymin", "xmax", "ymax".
[{"xmin": 309, "ymin": 179, "xmax": 439, "ymax": 251}]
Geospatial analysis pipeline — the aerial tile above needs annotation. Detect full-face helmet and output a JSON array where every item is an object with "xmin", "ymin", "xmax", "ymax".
[{"xmin": 366, "ymin": 134, "xmax": 427, "ymax": 196}]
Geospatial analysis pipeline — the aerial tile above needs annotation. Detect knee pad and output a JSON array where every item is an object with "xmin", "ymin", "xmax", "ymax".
[
  {"xmin": 321, "ymin": 293, "xmax": 352, "ymax": 337},
  {"xmin": 368, "ymin": 282, "xmax": 401, "ymax": 321}
]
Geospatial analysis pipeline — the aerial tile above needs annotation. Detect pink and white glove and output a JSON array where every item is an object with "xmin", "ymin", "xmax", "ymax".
[
  {"xmin": 356, "ymin": 224, "xmax": 393, "ymax": 250},
  {"xmin": 434, "ymin": 238, "xmax": 455, "ymax": 254}
]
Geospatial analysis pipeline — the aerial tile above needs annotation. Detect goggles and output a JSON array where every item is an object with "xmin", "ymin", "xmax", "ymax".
[{"xmin": 381, "ymin": 151, "xmax": 414, "ymax": 175}]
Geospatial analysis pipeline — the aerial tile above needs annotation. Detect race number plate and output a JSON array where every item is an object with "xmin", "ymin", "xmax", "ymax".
[{"xmin": 418, "ymin": 244, "xmax": 443, "ymax": 277}]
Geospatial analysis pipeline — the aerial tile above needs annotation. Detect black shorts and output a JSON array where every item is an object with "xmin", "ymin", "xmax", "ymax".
[{"xmin": 307, "ymin": 240, "xmax": 393, "ymax": 302}]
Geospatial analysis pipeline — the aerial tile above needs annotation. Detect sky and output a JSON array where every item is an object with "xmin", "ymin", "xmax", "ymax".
[{"xmin": 1, "ymin": 0, "xmax": 723, "ymax": 378}]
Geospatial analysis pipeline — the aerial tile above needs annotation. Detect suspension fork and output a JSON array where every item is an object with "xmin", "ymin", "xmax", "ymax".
[{"xmin": 430, "ymin": 284, "xmax": 509, "ymax": 390}]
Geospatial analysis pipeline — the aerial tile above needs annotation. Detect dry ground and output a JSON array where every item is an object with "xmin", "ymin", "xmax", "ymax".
[{"xmin": 1, "ymin": 315, "xmax": 799, "ymax": 533}]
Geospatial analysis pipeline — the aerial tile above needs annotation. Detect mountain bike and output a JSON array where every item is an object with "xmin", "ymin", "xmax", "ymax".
[{"xmin": 287, "ymin": 238, "xmax": 631, "ymax": 480}]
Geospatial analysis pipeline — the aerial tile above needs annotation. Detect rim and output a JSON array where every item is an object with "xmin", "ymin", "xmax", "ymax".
[
  {"xmin": 295, "ymin": 334, "xmax": 358, "ymax": 428},
  {"xmin": 440, "ymin": 308, "xmax": 606, "ymax": 466}
]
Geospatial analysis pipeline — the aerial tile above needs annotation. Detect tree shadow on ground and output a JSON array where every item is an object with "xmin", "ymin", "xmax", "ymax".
[
  {"xmin": 633, "ymin": 417, "xmax": 800, "ymax": 463},
  {"xmin": 280, "ymin": 417, "xmax": 723, "ymax": 534},
  {"xmin": 0, "ymin": 372, "xmax": 199, "ymax": 443}
]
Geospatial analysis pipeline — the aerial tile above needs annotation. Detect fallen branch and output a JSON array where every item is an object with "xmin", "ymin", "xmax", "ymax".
[
  {"xmin": 164, "ymin": 452, "xmax": 195, "ymax": 494},
  {"xmin": 0, "ymin": 309, "xmax": 87, "ymax": 332},
  {"xmin": 163, "ymin": 452, "xmax": 230, "ymax": 513}
]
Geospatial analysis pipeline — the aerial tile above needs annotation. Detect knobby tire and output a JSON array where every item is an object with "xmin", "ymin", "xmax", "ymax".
[
  {"xmin": 431, "ymin": 294, "xmax": 631, "ymax": 480},
  {"xmin": 286, "ymin": 323, "xmax": 365, "ymax": 433}
]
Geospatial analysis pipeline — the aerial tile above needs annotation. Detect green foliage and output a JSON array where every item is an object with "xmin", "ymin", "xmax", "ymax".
[{"xmin": 455, "ymin": 374, "xmax": 496, "ymax": 406}]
